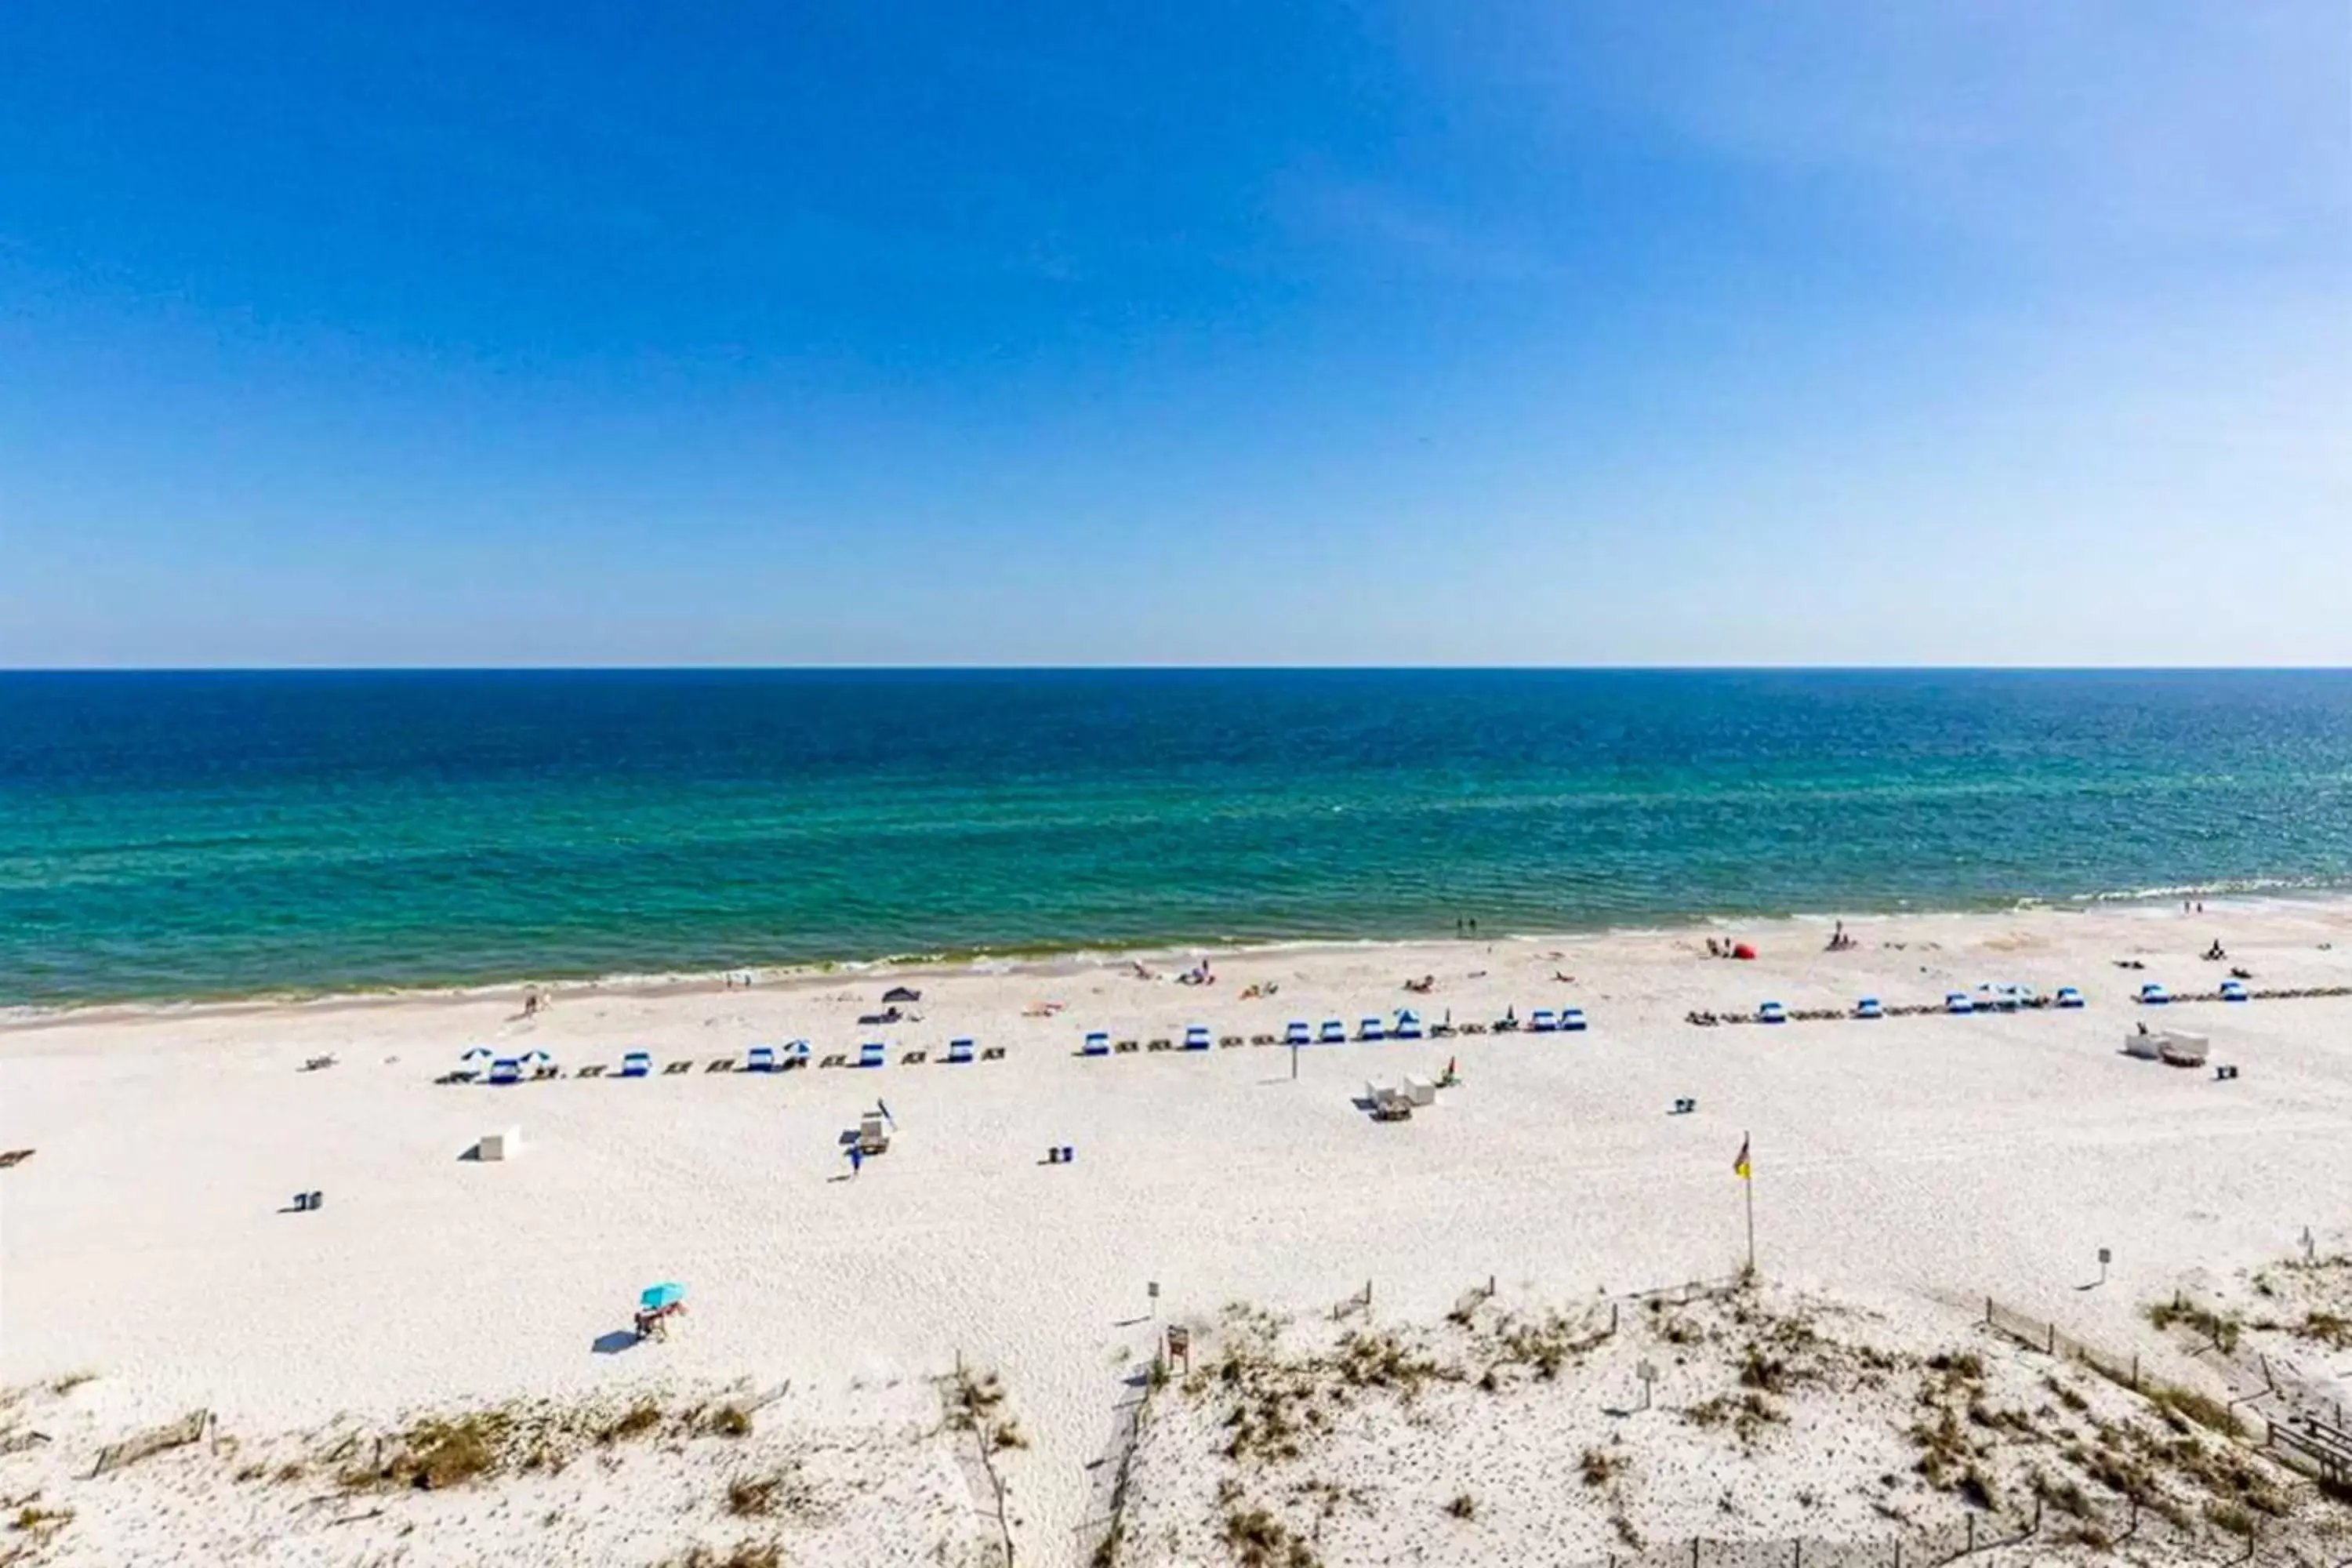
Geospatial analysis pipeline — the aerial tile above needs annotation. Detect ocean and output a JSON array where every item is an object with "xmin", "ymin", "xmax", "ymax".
[{"xmin": 3, "ymin": 670, "xmax": 2350, "ymax": 1007}]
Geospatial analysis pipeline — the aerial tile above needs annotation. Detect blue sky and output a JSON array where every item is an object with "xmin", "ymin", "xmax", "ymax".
[{"xmin": 2, "ymin": 2, "xmax": 2344, "ymax": 666}]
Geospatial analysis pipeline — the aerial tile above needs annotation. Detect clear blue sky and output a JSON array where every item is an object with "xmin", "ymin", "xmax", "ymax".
[{"xmin": 2, "ymin": 2, "xmax": 2345, "ymax": 666}]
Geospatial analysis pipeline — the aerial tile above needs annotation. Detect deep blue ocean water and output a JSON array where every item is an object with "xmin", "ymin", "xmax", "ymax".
[{"xmin": 3, "ymin": 670, "xmax": 2350, "ymax": 1006}]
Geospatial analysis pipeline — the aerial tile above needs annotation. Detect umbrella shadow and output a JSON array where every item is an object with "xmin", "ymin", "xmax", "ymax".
[{"xmin": 591, "ymin": 1331, "xmax": 639, "ymax": 1356}]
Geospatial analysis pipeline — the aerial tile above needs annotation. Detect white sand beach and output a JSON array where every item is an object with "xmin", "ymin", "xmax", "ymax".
[{"xmin": 5, "ymin": 900, "xmax": 2352, "ymax": 1565}]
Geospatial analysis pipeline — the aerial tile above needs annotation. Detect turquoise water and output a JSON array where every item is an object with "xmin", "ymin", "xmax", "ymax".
[{"xmin": 3, "ymin": 670, "xmax": 2350, "ymax": 1007}]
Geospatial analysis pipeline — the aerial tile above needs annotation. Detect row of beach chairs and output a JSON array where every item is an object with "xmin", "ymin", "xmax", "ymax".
[
  {"xmin": 2132, "ymin": 979, "xmax": 2350, "ymax": 1005},
  {"xmin": 1702, "ymin": 986, "xmax": 2093, "ymax": 1028},
  {"xmin": 444, "ymin": 1039, "xmax": 1004, "ymax": 1083},
  {"xmin": 1702, "ymin": 978, "xmax": 2338, "ymax": 1029},
  {"xmin": 1078, "ymin": 1007, "xmax": 1588, "ymax": 1058}
]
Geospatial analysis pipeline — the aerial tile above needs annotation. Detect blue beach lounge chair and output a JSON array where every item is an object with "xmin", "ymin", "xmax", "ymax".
[
  {"xmin": 1082, "ymin": 1031, "xmax": 1110, "ymax": 1058},
  {"xmin": 1319, "ymin": 1019, "xmax": 1346, "ymax": 1044},
  {"xmin": 746, "ymin": 1044, "xmax": 777, "ymax": 1073},
  {"xmin": 2055, "ymin": 986, "xmax": 2085, "ymax": 1009},
  {"xmin": 1758, "ymin": 1001, "xmax": 1788, "ymax": 1025},
  {"xmin": 1357, "ymin": 1017, "xmax": 1385, "ymax": 1042},
  {"xmin": 1394, "ymin": 1010, "xmax": 1423, "ymax": 1040},
  {"xmin": 2139, "ymin": 982, "xmax": 2170, "ymax": 1006},
  {"xmin": 858, "ymin": 1042, "xmax": 886, "ymax": 1069},
  {"xmin": 1285, "ymin": 1021, "xmax": 1311, "ymax": 1047},
  {"xmin": 619, "ymin": 1050, "xmax": 652, "ymax": 1079},
  {"xmin": 947, "ymin": 1037, "xmax": 975, "ymax": 1064},
  {"xmin": 1530, "ymin": 1009, "xmax": 1558, "ymax": 1033},
  {"xmin": 1559, "ymin": 1006, "xmax": 1588, "ymax": 1032},
  {"xmin": 2219, "ymin": 978, "xmax": 2249, "ymax": 1002},
  {"xmin": 1183, "ymin": 1025, "xmax": 1211, "ymax": 1051},
  {"xmin": 1855, "ymin": 996, "xmax": 1884, "ymax": 1020},
  {"xmin": 1944, "ymin": 993, "xmax": 1973, "ymax": 1014},
  {"xmin": 488, "ymin": 1058, "xmax": 521, "ymax": 1086}
]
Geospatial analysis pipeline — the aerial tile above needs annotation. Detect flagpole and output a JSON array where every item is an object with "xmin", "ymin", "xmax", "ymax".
[{"xmin": 1743, "ymin": 1129, "xmax": 1755, "ymax": 1277}]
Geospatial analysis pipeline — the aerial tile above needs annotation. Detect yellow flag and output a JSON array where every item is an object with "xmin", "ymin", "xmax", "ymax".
[{"xmin": 1733, "ymin": 1135, "xmax": 1751, "ymax": 1181}]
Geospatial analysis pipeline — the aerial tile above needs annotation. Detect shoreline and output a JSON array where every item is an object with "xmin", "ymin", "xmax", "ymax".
[
  {"xmin": 9, "ymin": 882, "xmax": 2349, "ymax": 1031},
  {"xmin": 7, "ymin": 891, "xmax": 2351, "ymax": 1563}
]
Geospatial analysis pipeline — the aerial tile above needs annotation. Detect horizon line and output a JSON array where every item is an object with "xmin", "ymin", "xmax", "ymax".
[{"xmin": 3, "ymin": 663, "xmax": 2350, "ymax": 677}]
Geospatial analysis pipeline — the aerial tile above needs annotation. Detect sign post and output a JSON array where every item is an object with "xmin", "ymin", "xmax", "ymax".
[
  {"xmin": 2096, "ymin": 1247, "xmax": 2111, "ymax": 1287},
  {"xmin": 1636, "ymin": 1359, "xmax": 1657, "ymax": 1413},
  {"xmin": 1147, "ymin": 1279, "xmax": 1160, "ymax": 1320}
]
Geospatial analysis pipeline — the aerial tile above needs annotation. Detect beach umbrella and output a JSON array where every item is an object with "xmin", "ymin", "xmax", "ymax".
[
  {"xmin": 519, "ymin": 1050, "xmax": 553, "ymax": 1065},
  {"xmin": 640, "ymin": 1282, "xmax": 686, "ymax": 1311},
  {"xmin": 460, "ymin": 1047, "xmax": 495, "ymax": 1064}
]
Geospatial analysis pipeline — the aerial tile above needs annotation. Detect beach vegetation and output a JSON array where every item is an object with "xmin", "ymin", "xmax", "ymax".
[
  {"xmin": 598, "ymin": 1398, "xmax": 666, "ymax": 1445},
  {"xmin": 668, "ymin": 1540, "xmax": 784, "ymax": 1568},
  {"xmin": 1737, "ymin": 1348, "xmax": 1788, "ymax": 1393},
  {"xmin": 2290, "ymin": 1309, "xmax": 2350, "ymax": 1348},
  {"xmin": 45, "ymin": 1372, "xmax": 95, "ymax": 1397},
  {"xmin": 943, "ymin": 1367, "xmax": 1007, "ymax": 1432},
  {"xmin": 2143, "ymin": 1298, "xmax": 2241, "ymax": 1353},
  {"xmin": 1220, "ymin": 1505, "xmax": 1317, "ymax": 1567},
  {"xmin": 704, "ymin": 1402, "xmax": 753, "ymax": 1439},
  {"xmin": 2146, "ymin": 1383, "xmax": 2242, "ymax": 1439},
  {"xmin": 1578, "ymin": 1447, "xmax": 1623, "ymax": 1486},
  {"xmin": 9, "ymin": 1504, "xmax": 72, "ymax": 1536},
  {"xmin": 725, "ymin": 1472, "xmax": 781, "ymax": 1516},
  {"xmin": 1443, "ymin": 1493, "xmax": 1474, "ymax": 1519},
  {"xmin": 378, "ymin": 1410, "xmax": 509, "ymax": 1489}
]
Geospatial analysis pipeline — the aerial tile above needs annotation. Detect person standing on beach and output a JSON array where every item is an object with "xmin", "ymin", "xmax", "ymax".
[{"xmin": 848, "ymin": 1145, "xmax": 863, "ymax": 1178}]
